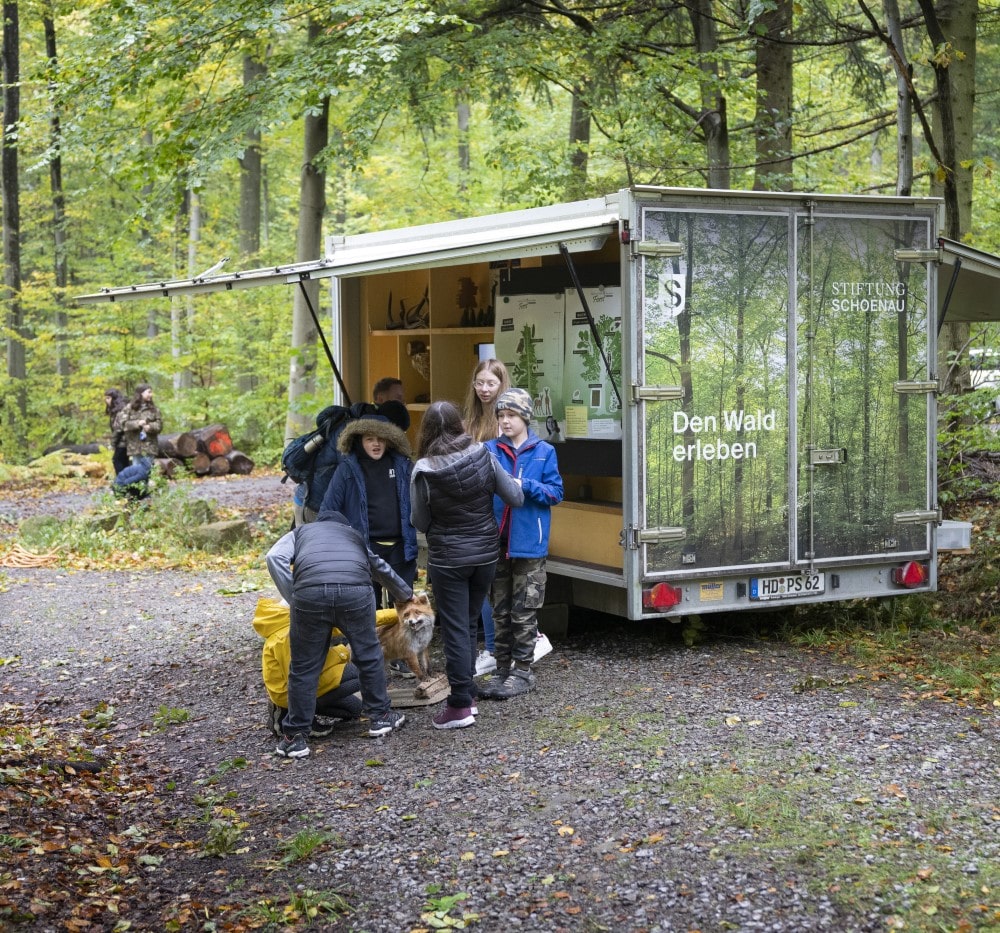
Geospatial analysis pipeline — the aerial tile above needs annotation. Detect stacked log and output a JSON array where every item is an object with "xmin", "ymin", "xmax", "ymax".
[{"xmin": 157, "ymin": 424, "xmax": 254, "ymax": 477}]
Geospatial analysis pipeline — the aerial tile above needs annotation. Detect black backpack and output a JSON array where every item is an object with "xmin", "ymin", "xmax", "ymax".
[{"xmin": 281, "ymin": 402, "xmax": 378, "ymax": 511}]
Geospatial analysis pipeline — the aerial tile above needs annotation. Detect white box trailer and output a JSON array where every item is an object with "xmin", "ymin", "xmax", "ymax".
[{"xmin": 78, "ymin": 186, "xmax": 1000, "ymax": 620}]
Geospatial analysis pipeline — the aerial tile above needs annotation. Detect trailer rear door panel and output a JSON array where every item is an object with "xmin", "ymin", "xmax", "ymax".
[
  {"xmin": 795, "ymin": 211, "xmax": 933, "ymax": 563},
  {"xmin": 635, "ymin": 197, "xmax": 935, "ymax": 589},
  {"xmin": 637, "ymin": 205, "xmax": 792, "ymax": 575}
]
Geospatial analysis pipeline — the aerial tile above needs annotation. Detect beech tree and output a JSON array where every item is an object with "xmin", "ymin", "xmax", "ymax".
[{"xmin": 2, "ymin": 0, "xmax": 25, "ymax": 456}]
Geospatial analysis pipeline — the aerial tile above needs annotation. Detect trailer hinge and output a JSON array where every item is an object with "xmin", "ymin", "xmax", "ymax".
[
  {"xmin": 639, "ymin": 527, "xmax": 687, "ymax": 545},
  {"xmin": 632, "ymin": 384, "xmax": 685, "ymax": 402},
  {"xmin": 893, "ymin": 380, "xmax": 939, "ymax": 395},
  {"xmin": 893, "ymin": 508, "xmax": 941, "ymax": 525},
  {"xmin": 633, "ymin": 240, "xmax": 684, "ymax": 259},
  {"xmin": 893, "ymin": 247, "xmax": 941, "ymax": 263},
  {"xmin": 808, "ymin": 447, "xmax": 847, "ymax": 465}
]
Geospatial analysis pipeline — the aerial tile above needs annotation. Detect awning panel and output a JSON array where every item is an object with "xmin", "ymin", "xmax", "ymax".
[
  {"xmin": 75, "ymin": 194, "xmax": 620, "ymax": 304},
  {"xmin": 938, "ymin": 237, "xmax": 1000, "ymax": 324}
]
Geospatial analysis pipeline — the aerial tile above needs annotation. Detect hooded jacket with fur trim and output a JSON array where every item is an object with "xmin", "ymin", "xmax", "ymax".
[{"xmin": 319, "ymin": 417, "xmax": 417, "ymax": 562}]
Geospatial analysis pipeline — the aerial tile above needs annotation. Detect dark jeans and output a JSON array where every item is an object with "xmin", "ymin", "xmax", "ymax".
[
  {"xmin": 286, "ymin": 583, "xmax": 389, "ymax": 735},
  {"xmin": 112, "ymin": 445, "xmax": 130, "ymax": 476},
  {"xmin": 429, "ymin": 561, "xmax": 496, "ymax": 709},
  {"xmin": 315, "ymin": 663, "xmax": 363, "ymax": 720}
]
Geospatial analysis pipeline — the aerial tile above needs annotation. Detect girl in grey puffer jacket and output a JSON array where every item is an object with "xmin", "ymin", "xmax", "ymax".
[{"xmin": 410, "ymin": 401, "xmax": 523, "ymax": 730}]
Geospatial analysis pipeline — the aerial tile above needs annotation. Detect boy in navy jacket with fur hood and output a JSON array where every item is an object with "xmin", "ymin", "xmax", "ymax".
[
  {"xmin": 480, "ymin": 388, "xmax": 563, "ymax": 699},
  {"xmin": 320, "ymin": 415, "xmax": 417, "ymax": 605}
]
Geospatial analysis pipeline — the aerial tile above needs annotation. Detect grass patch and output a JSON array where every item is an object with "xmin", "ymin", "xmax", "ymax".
[
  {"xmin": 277, "ymin": 828, "xmax": 340, "ymax": 866},
  {"xmin": 239, "ymin": 888, "xmax": 351, "ymax": 927},
  {"xmin": 533, "ymin": 708, "xmax": 668, "ymax": 745},
  {"xmin": 654, "ymin": 751, "xmax": 1000, "ymax": 932},
  {"xmin": 1, "ymin": 472, "xmax": 287, "ymax": 575}
]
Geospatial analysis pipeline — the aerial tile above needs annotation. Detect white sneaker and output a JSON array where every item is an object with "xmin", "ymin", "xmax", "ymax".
[
  {"xmin": 533, "ymin": 632, "xmax": 553, "ymax": 662},
  {"xmin": 475, "ymin": 649, "xmax": 497, "ymax": 675}
]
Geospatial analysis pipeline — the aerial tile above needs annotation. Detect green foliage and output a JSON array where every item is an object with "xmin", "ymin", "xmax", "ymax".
[
  {"xmin": 242, "ymin": 888, "xmax": 350, "ymax": 926},
  {"xmin": 3, "ymin": 0, "xmax": 998, "ymax": 471},
  {"xmin": 80, "ymin": 702, "xmax": 115, "ymax": 730},
  {"xmin": 151, "ymin": 706, "xmax": 191, "ymax": 731},
  {"xmin": 277, "ymin": 828, "xmax": 339, "ymax": 866},
  {"xmin": 937, "ymin": 384, "xmax": 1000, "ymax": 506},
  {"xmin": 198, "ymin": 819, "xmax": 245, "ymax": 858},
  {"xmin": 421, "ymin": 891, "xmax": 479, "ymax": 929}
]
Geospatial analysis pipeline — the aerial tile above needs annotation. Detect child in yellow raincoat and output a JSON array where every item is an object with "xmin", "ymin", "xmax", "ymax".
[{"xmin": 252, "ymin": 597, "xmax": 363, "ymax": 736}]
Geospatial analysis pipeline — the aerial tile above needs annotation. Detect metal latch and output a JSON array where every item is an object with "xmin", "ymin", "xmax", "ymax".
[
  {"xmin": 893, "ymin": 380, "xmax": 939, "ymax": 395},
  {"xmin": 634, "ymin": 241, "xmax": 684, "ymax": 258},
  {"xmin": 809, "ymin": 447, "xmax": 847, "ymax": 465},
  {"xmin": 621, "ymin": 526, "xmax": 687, "ymax": 549},
  {"xmin": 631, "ymin": 384, "xmax": 684, "ymax": 402},
  {"xmin": 893, "ymin": 509, "xmax": 941, "ymax": 524},
  {"xmin": 639, "ymin": 527, "xmax": 687, "ymax": 544},
  {"xmin": 893, "ymin": 248, "xmax": 941, "ymax": 263}
]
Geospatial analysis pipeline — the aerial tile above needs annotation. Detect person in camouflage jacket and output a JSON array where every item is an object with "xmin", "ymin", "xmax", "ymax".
[{"xmin": 121, "ymin": 384, "xmax": 162, "ymax": 462}]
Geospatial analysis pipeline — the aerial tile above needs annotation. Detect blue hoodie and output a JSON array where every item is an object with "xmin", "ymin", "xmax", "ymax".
[{"xmin": 485, "ymin": 429, "xmax": 564, "ymax": 559}]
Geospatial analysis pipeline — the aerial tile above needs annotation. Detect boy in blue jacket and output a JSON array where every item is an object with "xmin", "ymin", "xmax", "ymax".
[{"xmin": 479, "ymin": 388, "xmax": 563, "ymax": 699}]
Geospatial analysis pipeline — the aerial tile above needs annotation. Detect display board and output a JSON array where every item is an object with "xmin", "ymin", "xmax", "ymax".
[
  {"xmin": 494, "ymin": 292, "xmax": 566, "ymax": 425},
  {"xmin": 563, "ymin": 286, "xmax": 623, "ymax": 439}
]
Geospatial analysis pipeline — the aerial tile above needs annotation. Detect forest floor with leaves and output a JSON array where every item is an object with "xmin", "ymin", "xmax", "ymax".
[{"xmin": 0, "ymin": 467, "xmax": 998, "ymax": 933}]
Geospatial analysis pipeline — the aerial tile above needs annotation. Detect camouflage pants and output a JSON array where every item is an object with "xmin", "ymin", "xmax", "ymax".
[{"xmin": 491, "ymin": 556, "xmax": 546, "ymax": 668}]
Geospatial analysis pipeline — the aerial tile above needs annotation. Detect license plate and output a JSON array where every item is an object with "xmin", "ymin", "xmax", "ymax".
[{"xmin": 749, "ymin": 572, "xmax": 825, "ymax": 601}]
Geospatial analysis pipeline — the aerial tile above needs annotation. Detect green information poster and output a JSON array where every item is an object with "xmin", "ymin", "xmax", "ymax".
[
  {"xmin": 494, "ymin": 292, "xmax": 566, "ymax": 423},
  {"xmin": 563, "ymin": 286, "xmax": 622, "ymax": 438}
]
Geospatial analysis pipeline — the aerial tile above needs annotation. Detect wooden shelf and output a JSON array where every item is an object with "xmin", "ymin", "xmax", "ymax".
[
  {"xmin": 369, "ymin": 326, "xmax": 492, "ymax": 337},
  {"xmin": 361, "ymin": 263, "xmax": 498, "ymax": 435}
]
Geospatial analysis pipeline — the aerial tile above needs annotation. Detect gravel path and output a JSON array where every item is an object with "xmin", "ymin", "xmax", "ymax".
[{"xmin": 2, "ymin": 557, "xmax": 997, "ymax": 932}]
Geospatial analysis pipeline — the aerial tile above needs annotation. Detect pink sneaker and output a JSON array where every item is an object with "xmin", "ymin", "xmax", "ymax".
[{"xmin": 432, "ymin": 705, "xmax": 476, "ymax": 730}]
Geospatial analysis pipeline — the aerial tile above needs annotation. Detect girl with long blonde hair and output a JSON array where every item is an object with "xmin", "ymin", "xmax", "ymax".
[{"xmin": 463, "ymin": 359, "xmax": 509, "ymax": 442}]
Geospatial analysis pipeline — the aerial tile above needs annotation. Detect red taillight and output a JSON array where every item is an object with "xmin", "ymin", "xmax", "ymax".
[
  {"xmin": 642, "ymin": 582, "xmax": 683, "ymax": 610},
  {"xmin": 891, "ymin": 561, "xmax": 927, "ymax": 588}
]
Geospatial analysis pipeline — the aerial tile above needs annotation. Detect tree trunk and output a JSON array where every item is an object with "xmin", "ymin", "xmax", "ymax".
[
  {"xmin": 567, "ymin": 85, "xmax": 591, "ymax": 200},
  {"xmin": 456, "ymin": 89, "xmax": 470, "ymax": 195},
  {"xmin": 225, "ymin": 450, "xmax": 255, "ymax": 474},
  {"xmin": 753, "ymin": 0, "xmax": 793, "ymax": 191},
  {"xmin": 688, "ymin": 0, "xmax": 730, "ymax": 189},
  {"xmin": 190, "ymin": 424, "xmax": 233, "ymax": 457},
  {"xmin": 43, "ymin": 8, "xmax": 69, "ymax": 381},
  {"xmin": 918, "ymin": 0, "xmax": 976, "ymax": 394},
  {"xmin": 2, "ymin": 0, "xmax": 26, "ymax": 458},
  {"xmin": 158, "ymin": 432, "xmax": 199, "ymax": 459},
  {"xmin": 883, "ymin": 0, "xmax": 913, "ymax": 195},
  {"xmin": 285, "ymin": 19, "xmax": 329, "ymax": 443},
  {"xmin": 155, "ymin": 457, "xmax": 178, "ymax": 479},
  {"xmin": 190, "ymin": 452, "xmax": 212, "ymax": 475},
  {"xmin": 208, "ymin": 455, "xmax": 230, "ymax": 476},
  {"xmin": 239, "ymin": 54, "xmax": 265, "ymax": 259},
  {"xmin": 142, "ymin": 128, "xmax": 158, "ymax": 339},
  {"xmin": 178, "ymin": 187, "xmax": 201, "ymax": 391}
]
